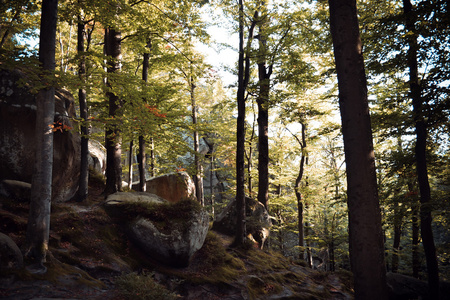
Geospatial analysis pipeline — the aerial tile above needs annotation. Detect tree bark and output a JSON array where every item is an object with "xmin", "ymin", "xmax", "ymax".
[
  {"xmin": 257, "ymin": 4, "xmax": 271, "ymax": 210},
  {"xmin": 234, "ymin": 0, "xmax": 249, "ymax": 246},
  {"xmin": 138, "ymin": 39, "xmax": 151, "ymax": 192},
  {"xmin": 77, "ymin": 14, "xmax": 89, "ymax": 202},
  {"xmin": 103, "ymin": 27, "xmax": 123, "ymax": 196},
  {"xmin": 191, "ymin": 77, "xmax": 204, "ymax": 205},
  {"xmin": 391, "ymin": 200, "xmax": 403, "ymax": 273},
  {"xmin": 328, "ymin": 0, "xmax": 388, "ymax": 298},
  {"xmin": 403, "ymin": 1, "xmax": 439, "ymax": 296},
  {"xmin": 25, "ymin": 0, "xmax": 58, "ymax": 272},
  {"xmin": 288, "ymin": 124, "xmax": 307, "ymax": 261}
]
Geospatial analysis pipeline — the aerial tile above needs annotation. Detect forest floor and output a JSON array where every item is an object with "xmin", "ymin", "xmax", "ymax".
[{"xmin": 0, "ymin": 177, "xmax": 354, "ymax": 300}]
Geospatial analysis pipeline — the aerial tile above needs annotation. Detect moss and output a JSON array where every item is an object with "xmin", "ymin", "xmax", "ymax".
[
  {"xmin": 173, "ymin": 231, "xmax": 245, "ymax": 285},
  {"xmin": 115, "ymin": 272, "xmax": 178, "ymax": 300}
]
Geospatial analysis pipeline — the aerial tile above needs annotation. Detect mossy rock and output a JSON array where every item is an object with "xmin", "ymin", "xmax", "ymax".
[{"xmin": 103, "ymin": 192, "xmax": 209, "ymax": 268}]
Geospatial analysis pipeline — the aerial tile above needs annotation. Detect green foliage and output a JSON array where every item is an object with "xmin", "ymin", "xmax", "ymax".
[{"xmin": 115, "ymin": 272, "xmax": 178, "ymax": 300}]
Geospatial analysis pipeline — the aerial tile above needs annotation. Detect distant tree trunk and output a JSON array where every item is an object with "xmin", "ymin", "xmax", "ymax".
[
  {"xmin": 210, "ymin": 153, "xmax": 215, "ymax": 216},
  {"xmin": 191, "ymin": 77, "xmax": 204, "ymax": 205},
  {"xmin": 391, "ymin": 199, "xmax": 403, "ymax": 273},
  {"xmin": 103, "ymin": 26, "xmax": 123, "ymax": 196},
  {"xmin": 329, "ymin": 213, "xmax": 336, "ymax": 271},
  {"xmin": 24, "ymin": 0, "xmax": 58, "ymax": 272},
  {"xmin": 127, "ymin": 141, "xmax": 133, "ymax": 189},
  {"xmin": 149, "ymin": 137, "xmax": 155, "ymax": 177},
  {"xmin": 287, "ymin": 124, "xmax": 306, "ymax": 261},
  {"xmin": 411, "ymin": 198, "xmax": 420, "ymax": 278},
  {"xmin": 138, "ymin": 39, "xmax": 151, "ymax": 192},
  {"xmin": 328, "ymin": 0, "xmax": 388, "ymax": 298},
  {"xmin": 245, "ymin": 112, "xmax": 256, "ymax": 197},
  {"xmin": 77, "ymin": 14, "xmax": 89, "ymax": 202},
  {"xmin": 403, "ymin": 1, "xmax": 439, "ymax": 296},
  {"xmin": 256, "ymin": 5, "xmax": 271, "ymax": 210}
]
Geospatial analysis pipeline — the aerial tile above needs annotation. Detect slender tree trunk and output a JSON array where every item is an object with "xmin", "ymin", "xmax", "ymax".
[
  {"xmin": 210, "ymin": 154, "xmax": 214, "ymax": 216},
  {"xmin": 411, "ymin": 197, "xmax": 420, "ymax": 278},
  {"xmin": 392, "ymin": 200, "xmax": 403, "ymax": 273},
  {"xmin": 257, "ymin": 4, "xmax": 271, "ymax": 210},
  {"xmin": 127, "ymin": 141, "xmax": 133, "ymax": 189},
  {"xmin": 103, "ymin": 27, "xmax": 123, "ymax": 196},
  {"xmin": 403, "ymin": 1, "xmax": 439, "ymax": 296},
  {"xmin": 25, "ymin": 0, "xmax": 58, "ymax": 272},
  {"xmin": 245, "ymin": 112, "xmax": 256, "ymax": 197},
  {"xmin": 150, "ymin": 137, "xmax": 155, "ymax": 177},
  {"xmin": 328, "ymin": 0, "xmax": 388, "ymax": 298},
  {"xmin": 77, "ymin": 15, "xmax": 89, "ymax": 202},
  {"xmin": 191, "ymin": 78, "xmax": 204, "ymax": 205},
  {"xmin": 329, "ymin": 213, "xmax": 336, "ymax": 271},
  {"xmin": 290, "ymin": 124, "xmax": 306, "ymax": 261},
  {"xmin": 234, "ymin": 0, "xmax": 249, "ymax": 246},
  {"xmin": 138, "ymin": 39, "xmax": 151, "ymax": 192}
]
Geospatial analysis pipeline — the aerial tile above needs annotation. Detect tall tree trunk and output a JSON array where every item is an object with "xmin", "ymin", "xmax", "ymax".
[
  {"xmin": 234, "ymin": 0, "xmax": 250, "ymax": 246},
  {"xmin": 257, "ymin": 4, "xmax": 271, "ymax": 210},
  {"xmin": 191, "ymin": 77, "xmax": 204, "ymax": 205},
  {"xmin": 403, "ymin": 1, "xmax": 439, "ymax": 296},
  {"xmin": 138, "ymin": 39, "xmax": 151, "ymax": 192},
  {"xmin": 328, "ymin": 0, "xmax": 388, "ymax": 298},
  {"xmin": 25, "ymin": 0, "xmax": 58, "ymax": 272},
  {"xmin": 77, "ymin": 14, "xmax": 89, "ymax": 202},
  {"xmin": 103, "ymin": 27, "xmax": 123, "ymax": 196}
]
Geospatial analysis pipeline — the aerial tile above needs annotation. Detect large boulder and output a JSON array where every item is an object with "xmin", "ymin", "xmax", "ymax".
[
  {"xmin": 133, "ymin": 172, "xmax": 196, "ymax": 203},
  {"xmin": 0, "ymin": 232, "xmax": 23, "ymax": 273},
  {"xmin": 103, "ymin": 192, "xmax": 209, "ymax": 268},
  {"xmin": 0, "ymin": 69, "xmax": 80, "ymax": 202},
  {"xmin": 212, "ymin": 197, "xmax": 272, "ymax": 249},
  {"xmin": 88, "ymin": 139, "xmax": 106, "ymax": 175}
]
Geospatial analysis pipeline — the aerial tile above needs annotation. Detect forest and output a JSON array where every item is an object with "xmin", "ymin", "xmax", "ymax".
[{"xmin": 0, "ymin": 0, "xmax": 449, "ymax": 299}]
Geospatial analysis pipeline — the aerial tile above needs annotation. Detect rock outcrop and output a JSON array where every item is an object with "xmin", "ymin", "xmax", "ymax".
[
  {"xmin": 0, "ymin": 69, "xmax": 80, "ymax": 202},
  {"xmin": 103, "ymin": 192, "xmax": 209, "ymax": 268},
  {"xmin": 212, "ymin": 197, "xmax": 272, "ymax": 249},
  {"xmin": 88, "ymin": 139, "xmax": 106, "ymax": 175},
  {"xmin": 0, "ymin": 232, "xmax": 23, "ymax": 272},
  {"xmin": 132, "ymin": 172, "xmax": 196, "ymax": 203}
]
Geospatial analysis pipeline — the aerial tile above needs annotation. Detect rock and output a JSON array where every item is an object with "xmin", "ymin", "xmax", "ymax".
[
  {"xmin": 0, "ymin": 180, "xmax": 31, "ymax": 202},
  {"xmin": 0, "ymin": 69, "xmax": 80, "ymax": 202},
  {"xmin": 133, "ymin": 172, "xmax": 196, "ymax": 203},
  {"xmin": 88, "ymin": 139, "xmax": 106, "ymax": 175},
  {"xmin": 103, "ymin": 192, "xmax": 209, "ymax": 268},
  {"xmin": 212, "ymin": 197, "xmax": 272, "ymax": 249},
  {"xmin": 386, "ymin": 272, "xmax": 428, "ymax": 300},
  {"xmin": 0, "ymin": 232, "xmax": 23, "ymax": 272}
]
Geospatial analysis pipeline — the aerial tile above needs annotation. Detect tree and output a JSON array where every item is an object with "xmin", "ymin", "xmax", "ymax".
[
  {"xmin": 234, "ymin": 0, "xmax": 255, "ymax": 246},
  {"xmin": 103, "ymin": 25, "xmax": 123, "ymax": 196},
  {"xmin": 403, "ymin": 0, "xmax": 440, "ymax": 296},
  {"xmin": 24, "ymin": 0, "xmax": 58, "ymax": 273},
  {"xmin": 328, "ymin": 0, "xmax": 388, "ymax": 298}
]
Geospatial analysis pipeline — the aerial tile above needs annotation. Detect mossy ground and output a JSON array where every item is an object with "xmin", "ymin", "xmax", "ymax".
[{"xmin": 0, "ymin": 173, "xmax": 353, "ymax": 299}]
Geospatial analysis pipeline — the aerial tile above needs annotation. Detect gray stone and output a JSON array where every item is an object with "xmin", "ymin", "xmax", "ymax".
[
  {"xmin": 0, "ymin": 69, "xmax": 80, "ymax": 203},
  {"xmin": 88, "ymin": 139, "xmax": 106, "ymax": 175},
  {"xmin": 104, "ymin": 191, "xmax": 209, "ymax": 267},
  {"xmin": 212, "ymin": 197, "xmax": 272, "ymax": 249},
  {"xmin": 0, "ymin": 180, "xmax": 31, "ymax": 202},
  {"xmin": 0, "ymin": 232, "xmax": 23, "ymax": 272},
  {"xmin": 132, "ymin": 172, "xmax": 196, "ymax": 203}
]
